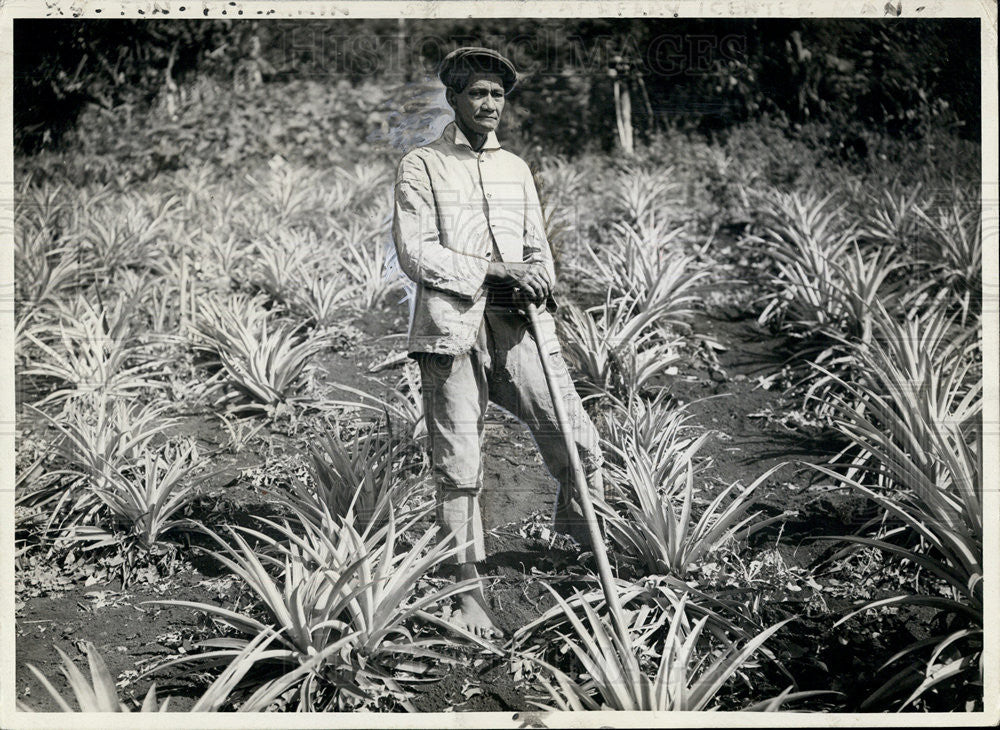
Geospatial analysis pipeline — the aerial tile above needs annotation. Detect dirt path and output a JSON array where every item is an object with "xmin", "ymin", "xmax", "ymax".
[{"xmin": 675, "ymin": 313, "xmax": 862, "ymax": 535}]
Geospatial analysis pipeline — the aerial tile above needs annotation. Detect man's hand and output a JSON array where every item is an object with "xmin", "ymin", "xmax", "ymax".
[{"xmin": 485, "ymin": 261, "xmax": 551, "ymax": 304}]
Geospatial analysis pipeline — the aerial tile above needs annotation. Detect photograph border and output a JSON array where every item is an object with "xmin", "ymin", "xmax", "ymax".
[{"xmin": 1, "ymin": 1, "xmax": 996, "ymax": 728}]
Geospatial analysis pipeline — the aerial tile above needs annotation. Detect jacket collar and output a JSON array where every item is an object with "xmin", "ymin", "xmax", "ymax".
[{"xmin": 449, "ymin": 121, "xmax": 501, "ymax": 152}]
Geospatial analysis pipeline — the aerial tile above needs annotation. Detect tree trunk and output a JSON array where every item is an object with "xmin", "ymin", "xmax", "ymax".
[
  {"xmin": 635, "ymin": 73, "xmax": 656, "ymax": 134},
  {"xmin": 614, "ymin": 78, "xmax": 634, "ymax": 155}
]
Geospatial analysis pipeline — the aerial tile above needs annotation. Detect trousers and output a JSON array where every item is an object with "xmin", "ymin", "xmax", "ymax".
[{"xmin": 415, "ymin": 303, "xmax": 604, "ymax": 564}]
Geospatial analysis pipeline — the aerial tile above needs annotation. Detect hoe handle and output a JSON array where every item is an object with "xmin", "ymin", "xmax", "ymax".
[{"xmin": 525, "ymin": 303, "xmax": 631, "ymax": 645}]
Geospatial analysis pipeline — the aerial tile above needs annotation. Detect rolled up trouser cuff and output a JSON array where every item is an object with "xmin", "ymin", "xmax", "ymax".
[{"xmin": 437, "ymin": 487, "xmax": 486, "ymax": 564}]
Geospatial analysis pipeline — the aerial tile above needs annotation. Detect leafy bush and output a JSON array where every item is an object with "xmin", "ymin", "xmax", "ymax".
[
  {"xmin": 62, "ymin": 442, "xmax": 209, "ymax": 556},
  {"xmin": 22, "ymin": 293, "xmax": 167, "ymax": 408},
  {"xmin": 152, "ymin": 505, "xmax": 477, "ymax": 711},
  {"xmin": 580, "ymin": 219, "xmax": 706, "ymax": 326},
  {"xmin": 524, "ymin": 588, "xmax": 796, "ymax": 711},
  {"xmin": 558, "ymin": 297, "xmax": 681, "ymax": 400},
  {"xmin": 190, "ymin": 294, "xmax": 327, "ymax": 411},
  {"xmin": 814, "ymin": 305, "xmax": 982, "ymax": 710},
  {"xmin": 287, "ymin": 426, "xmax": 419, "ymax": 538},
  {"xmin": 19, "ymin": 637, "xmax": 277, "ymax": 712},
  {"xmin": 27, "ymin": 77, "xmax": 398, "ymax": 186},
  {"xmin": 602, "ymin": 465, "xmax": 785, "ymax": 579},
  {"xmin": 913, "ymin": 195, "xmax": 982, "ymax": 323},
  {"xmin": 20, "ymin": 396, "xmax": 175, "ymax": 537}
]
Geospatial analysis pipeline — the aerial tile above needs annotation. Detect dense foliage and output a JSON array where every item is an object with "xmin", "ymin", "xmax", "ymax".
[{"xmin": 16, "ymin": 18, "xmax": 980, "ymax": 157}]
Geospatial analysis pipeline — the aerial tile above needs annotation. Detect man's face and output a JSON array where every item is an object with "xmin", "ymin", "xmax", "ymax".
[{"xmin": 449, "ymin": 73, "xmax": 506, "ymax": 135}]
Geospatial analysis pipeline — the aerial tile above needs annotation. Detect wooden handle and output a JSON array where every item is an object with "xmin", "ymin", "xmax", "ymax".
[{"xmin": 525, "ymin": 303, "xmax": 634, "ymax": 655}]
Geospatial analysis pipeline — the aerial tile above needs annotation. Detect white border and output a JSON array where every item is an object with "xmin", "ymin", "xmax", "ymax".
[{"xmin": 0, "ymin": 2, "xmax": 996, "ymax": 728}]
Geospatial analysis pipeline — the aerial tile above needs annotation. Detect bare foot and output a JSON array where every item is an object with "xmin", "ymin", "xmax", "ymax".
[
  {"xmin": 454, "ymin": 593, "xmax": 504, "ymax": 639},
  {"xmin": 451, "ymin": 563, "xmax": 504, "ymax": 640}
]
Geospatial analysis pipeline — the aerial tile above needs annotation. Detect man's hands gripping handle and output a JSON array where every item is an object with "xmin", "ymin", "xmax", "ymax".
[{"xmin": 484, "ymin": 261, "xmax": 551, "ymax": 305}]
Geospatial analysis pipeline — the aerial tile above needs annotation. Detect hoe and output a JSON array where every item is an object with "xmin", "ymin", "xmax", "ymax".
[{"xmin": 526, "ymin": 302, "xmax": 633, "ymax": 656}]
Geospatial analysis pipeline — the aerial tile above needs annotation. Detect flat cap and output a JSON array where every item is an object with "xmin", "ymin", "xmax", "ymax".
[{"xmin": 439, "ymin": 46, "xmax": 518, "ymax": 93}]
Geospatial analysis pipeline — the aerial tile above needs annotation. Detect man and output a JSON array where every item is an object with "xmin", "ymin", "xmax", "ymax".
[{"xmin": 391, "ymin": 47, "xmax": 604, "ymax": 639}]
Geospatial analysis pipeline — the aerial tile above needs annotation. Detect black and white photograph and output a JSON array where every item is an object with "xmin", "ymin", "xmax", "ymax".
[{"xmin": 2, "ymin": 2, "xmax": 997, "ymax": 725}]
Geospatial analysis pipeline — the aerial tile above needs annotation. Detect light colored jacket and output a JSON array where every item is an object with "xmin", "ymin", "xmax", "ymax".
[{"xmin": 392, "ymin": 122, "xmax": 555, "ymax": 355}]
